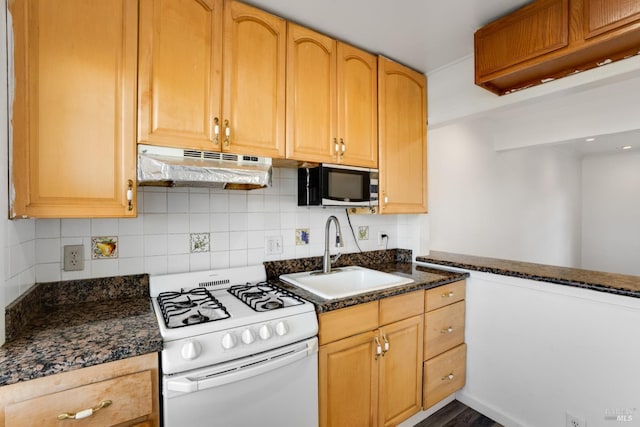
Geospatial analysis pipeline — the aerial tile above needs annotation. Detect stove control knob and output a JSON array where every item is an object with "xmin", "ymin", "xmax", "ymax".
[
  {"xmin": 221, "ymin": 333, "xmax": 237, "ymax": 350},
  {"xmin": 181, "ymin": 340, "xmax": 201, "ymax": 361},
  {"xmin": 241, "ymin": 328, "xmax": 256, "ymax": 345},
  {"xmin": 275, "ymin": 321, "xmax": 289, "ymax": 336},
  {"xmin": 259, "ymin": 324, "xmax": 272, "ymax": 340}
]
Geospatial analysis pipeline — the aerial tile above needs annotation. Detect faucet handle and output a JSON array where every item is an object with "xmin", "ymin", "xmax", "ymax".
[{"xmin": 331, "ymin": 252, "xmax": 342, "ymax": 265}]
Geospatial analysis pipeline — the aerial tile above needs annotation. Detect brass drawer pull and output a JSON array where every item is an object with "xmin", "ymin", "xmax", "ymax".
[
  {"xmin": 381, "ymin": 334, "xmax": 390, "ymax": 355},
  {"xmin": 126, "ymin": 180, "xmax": 134, "ymax": 211},
  {"xmin": 374, "ymin": 336, "xmax": 382, "ymax": 360},
  {"xmin": 441, "ymin": 373, "xmax": 455, "ymax": 381},
  {"xmin": 57, "ymin": 399, "xmax": 112, "ymax": 420},
  {"xmin": 442, "ymin": 291, "xmax": 454, "ymax": 298},
  {"xmin": 213, "ymin": 117, "xmax": 220, "ymax": 145},
  {"xmin": 441, "ymin": 326, "xmax": 454, "ymax": 334}
]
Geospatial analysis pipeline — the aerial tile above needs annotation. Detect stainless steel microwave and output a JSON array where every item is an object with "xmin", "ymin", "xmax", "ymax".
[{"xmin": 297, "ymin": 164, "xmax": 378, "ymax": 207}]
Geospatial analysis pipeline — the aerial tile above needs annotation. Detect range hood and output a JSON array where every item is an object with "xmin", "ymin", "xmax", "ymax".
[{"xmin": 137, "ymin": 144, "xmax": 272, "ymax": 190}]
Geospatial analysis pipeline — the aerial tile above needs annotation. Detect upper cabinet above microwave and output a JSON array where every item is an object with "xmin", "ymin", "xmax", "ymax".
[
  {"xmin": 138, "ymin": 0, "xmax": 286, "ymax": 158},
  {"xmin": 286, "ymin": 23, "xmax": 378, "ymax": 168}
]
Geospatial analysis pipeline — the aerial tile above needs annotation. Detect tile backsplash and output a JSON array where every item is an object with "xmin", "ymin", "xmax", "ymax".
[{"xmin": 5, "ymin": 167, "xmax": 426, "ymax": 304}]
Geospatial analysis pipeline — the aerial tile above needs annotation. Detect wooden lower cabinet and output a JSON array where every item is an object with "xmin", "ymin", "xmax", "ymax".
[
  {"xmin": 423, "ymin": 281, "xmax": 467, "ymax": 409},
  {"xmin": 318, "ymin": 292, "xmax": 424, "ymax": 427},
  {"xmin": 0, "ymin": 353, "xmax": 159, "ymax": 427},
  {"xmin": 378, "ymin": 316, "xmax": 424, "ymax": 426},
  {"xmin": 319, "ymin": 331, "xmax": 378, "ymax": 427},
  {"xmin": 423, "ymin": 344, "xmax": 467, "ymax": 409}
]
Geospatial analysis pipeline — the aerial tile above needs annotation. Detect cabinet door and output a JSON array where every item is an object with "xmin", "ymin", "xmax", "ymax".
[
  {"xmin": 378, "ymin": 315, "xmax": 424, "ymax": 427},
  {"xmin": 10, "ymin": 0, "xmax": 138, "ymax": 218},
  {"xmin": 222, "ymin": 1, "xmax": 286, "ymax": 158},
  {"xmin": 377, "ymin": 57, "xmax": 428, "ymax": 214},
  {"xmin": 583, "ymin": 0, "xmax": 640, "ymax": 39},
  {"xmin": 138, "ymin": 0, "xmax": 223, "ymax": 150},
  {"xmin": 337, "ymin": 43, "xmax": 378, "ymax": 168},
  {"xmin": 475, "ymin": 0, "xmax": 569, "ymax": 78},
  {"xmin": 319, "ymin": 331, "xmax": 378, "ymax": 427},
  {"xmin": 286, "ymin": 23, "xmax": 337, "ymax": 164}
]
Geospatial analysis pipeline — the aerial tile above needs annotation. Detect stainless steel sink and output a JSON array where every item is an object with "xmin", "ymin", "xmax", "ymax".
[{"xmin": 279, "ymin": 266, "xmax": 414, "ymax": 299}]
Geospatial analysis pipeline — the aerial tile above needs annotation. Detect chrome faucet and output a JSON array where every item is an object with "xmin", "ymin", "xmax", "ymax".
[{"xmin": 323, "ymin": 215, "xmax": 344, "ymax": 273}]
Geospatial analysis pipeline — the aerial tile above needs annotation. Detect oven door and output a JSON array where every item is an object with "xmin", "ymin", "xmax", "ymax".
[{"xmin": 163, "ymin": 337, "xmax": 318, "ymax": 427}]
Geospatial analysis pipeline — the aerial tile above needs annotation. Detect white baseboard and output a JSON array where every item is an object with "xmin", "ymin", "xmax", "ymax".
[{"xmin": 456, "ymin": 391, "xmax": 524, "ymax": 427}]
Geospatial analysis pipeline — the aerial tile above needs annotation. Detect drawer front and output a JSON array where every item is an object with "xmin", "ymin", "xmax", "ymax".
[
  {"xmin": 379, "ymin": 290, "xmax": 424, "ymax": 326},
  {"xmin": 425, "ymin": 281, "xmax": 465, "ymax": 312},
  {"xmin": 424, "ymin": 301, "xmax": 465, "ymax": 359},
  {"xmin": 319, "ymin": 301, "xmax": 379, "ymax": 345},
  {"xmin": 423, "ymin": 343, "xmax": 466, "ymax": 409},
  {"xmin": 5, "ymin": 370, "xmax": 152, "ymax": 427}
]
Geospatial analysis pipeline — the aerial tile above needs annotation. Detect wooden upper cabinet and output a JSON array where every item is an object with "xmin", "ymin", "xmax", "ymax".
[
  {"xmin": 475, "ymin": 0, "xmax": 640, "ymax": 95},
  {"xmin": 583, "ymin": 0, "xmax": 640, "ymax": 39},
  {"xmin": 138, "ymin": 0, "xmax": 222, "ymax": 150},
  {"xmin": 287, "ymin": 23, "xmax": 378, "ymax": 167},
  {"xmin": 377, "ymin": 57, "xmax": 427, "ymax": 214},
  {"xmin": 286, "ymin": 23, "xmax": 337, "ymax": 164},
  {"xmin": 337, "ymin": 43, "xmax": 378, "ymax": 168},
  {"xmin": 222, "ymin": 1, "xmax": 286, "ymax": 158},
  {"xmin": 475, "ymin": 0, "xmax": 569, "ymax": 78},
  {"xmin": 10, "ymin": 0, "xmax": 138, "ymax": 218},
  {"xmin": 138, "ymin": 0, "xmax": 285, "ymax": 157}
]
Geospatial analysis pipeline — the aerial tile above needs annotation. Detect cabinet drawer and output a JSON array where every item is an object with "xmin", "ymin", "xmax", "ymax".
[
  {"xmin": 5, "ymin": 370, "xmax": 152, "ymax": 427},
  {"xmin": 424, "ymin": 301, "xmax": 465, "ymax": 360},
  {"xmin": 423, "ymin": 343, "xmax": 466, "ymax": 409},
  {"xmin": 319, "ymin": 301, "xmax": 378, "ymax": 345},
  {"xmin": 425, "ymin": 281, "xmax": 465, "ymax": 312},
  {"xmin": 379, "ymin": 290, "xmax": 424, "ymax": 326}
]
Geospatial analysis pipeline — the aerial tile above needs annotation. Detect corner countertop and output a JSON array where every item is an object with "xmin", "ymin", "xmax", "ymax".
[
  {"xmin": 266, "ymin": 250, "xmax": 468, "ymax": 313},
  {"xmin": 416, "ymin": 251, "xmax": 640, "ymax": 298},
  {"xmin": 0, "ymin": 275, "xmax": 162, "ymax": 387}
]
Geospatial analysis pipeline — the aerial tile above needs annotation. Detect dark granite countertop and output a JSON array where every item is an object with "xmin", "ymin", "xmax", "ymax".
[
  {"xmin": 0, "ymin": 275, "xmax": 162, "ymax": 387},
  {"xmin": 417, "ymin": 251, "xmax": 640, "ymax": 298},
  {"xmin": 265, "ymin": 249, "xmax": 469, "ymax": 313}
]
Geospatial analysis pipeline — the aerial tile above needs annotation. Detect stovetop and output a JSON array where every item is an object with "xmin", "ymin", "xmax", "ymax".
[
  {"xmin": 150, "ymin": 265, "xmax": 316, "ymax": 339},
  {"xmin": 150, "ymin": 266, "xmax": 319, "ymax": 374}
]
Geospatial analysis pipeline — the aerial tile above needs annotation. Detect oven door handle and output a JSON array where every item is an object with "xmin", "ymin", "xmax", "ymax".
[{"xmin": 167, "ymin": 340, "xmax": 317, "ymax": 395}]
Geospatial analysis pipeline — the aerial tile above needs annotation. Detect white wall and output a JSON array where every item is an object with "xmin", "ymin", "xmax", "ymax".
[
  {"xmin": 581, "ymin": 152, "xmax": 640, "ymax": 275},
  {"xmin": 458, "ymin": 270, "xmax": 640, "ymax": 427},
  {"xmin": 428, "ymin": 120, "xmax": 582, "ymax": 267}
]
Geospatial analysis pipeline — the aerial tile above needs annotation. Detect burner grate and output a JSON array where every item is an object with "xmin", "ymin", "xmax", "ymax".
[
  {"xmin": 157, "ymin": 287, "xmax": 230, "ymax": 328},
  {"xmin": 228, "ymin": 282, "xmax": 304, "ymax": 312}
]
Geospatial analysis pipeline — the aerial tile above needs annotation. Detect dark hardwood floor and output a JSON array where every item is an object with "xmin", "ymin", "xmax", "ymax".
[{"xmin": 414, "ymin": 400, "xmax": 503, "ymax": 427}]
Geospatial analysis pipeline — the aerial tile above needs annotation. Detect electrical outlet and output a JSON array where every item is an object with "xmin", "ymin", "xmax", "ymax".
[
  {"xmin": 566, "ymin": 412, "xmax": 586, "ymax": 427},
  {"xmin": 265, "ymin": 236, "xmax": 283, "ymax": 255},
  {"xmin": 63, "ymin": 244, "xmax": 84, "ymax": 271},
  {"xmin": 377, "ymin": 231, "xmax": 388, "ymax": 246}
]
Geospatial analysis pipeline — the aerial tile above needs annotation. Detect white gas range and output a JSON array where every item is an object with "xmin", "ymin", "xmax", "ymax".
[{"xmin": 150, "ymin": 265, "xmax": 319, "ymax": 427}]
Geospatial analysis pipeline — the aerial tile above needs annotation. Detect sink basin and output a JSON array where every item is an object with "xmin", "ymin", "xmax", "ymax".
[{"xmin": 279, "ymin": 266, "xmax": 414, "ymax": 299}]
